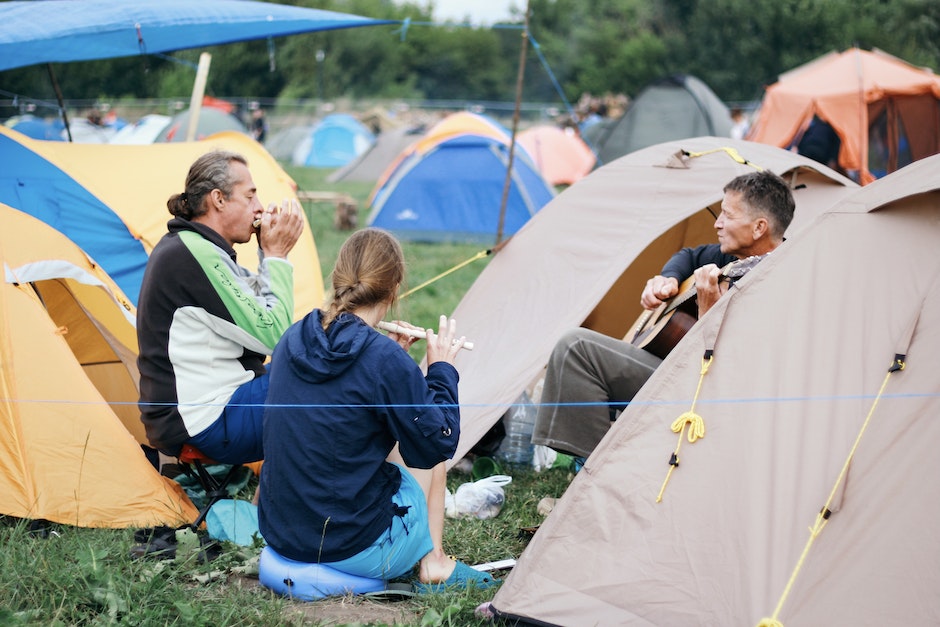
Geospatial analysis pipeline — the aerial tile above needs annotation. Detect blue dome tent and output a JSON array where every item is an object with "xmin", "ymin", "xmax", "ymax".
[
  {"xmin": 366, "ymin": 112, "xmax": 555, "ymax": 244},
  {"xmin": 291, "ymin": 113, "xmax": 375, "ymax": 168}
]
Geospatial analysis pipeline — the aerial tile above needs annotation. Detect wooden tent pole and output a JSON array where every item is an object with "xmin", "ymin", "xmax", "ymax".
[
  {"xmin": 186, "ymin": 52, "xmax": 212, "ymax": 142},
  {"xmin": 46, "ymin": 64, "xmax": 73, "ymax": 142},
  {"xmin": 495, "ymin": 0, "xmax": 531, "ymax": 246}
]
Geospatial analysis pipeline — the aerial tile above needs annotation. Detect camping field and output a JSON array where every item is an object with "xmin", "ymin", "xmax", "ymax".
[{"xmin": 0, "ymin": 165, "xmax": 575, "ymax": 626}]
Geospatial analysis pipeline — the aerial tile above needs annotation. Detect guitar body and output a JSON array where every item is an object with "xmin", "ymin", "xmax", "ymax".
[
  {"xmin": 628, "ymin": 277, "xmax": 698, "ymax": 360},
  {"xmin": 626, "ymin": 254, "xmax": 768, "ymax": 359}
]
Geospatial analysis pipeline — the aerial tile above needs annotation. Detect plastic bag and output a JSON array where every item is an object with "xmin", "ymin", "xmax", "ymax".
[
  {"xmin": 444, "ymin": 475, "xmax": 512, "ymax": 520},
  {"xmin": 532, "ymin": 445, "xmax": 557, "ymax": 472},
  {"xmin": 532, "ymin": 445, "xmax": 576, "ymax": 472},
  {"xmin": 205, "ymin": 499, "xmax": 260, "ymax": 546}
]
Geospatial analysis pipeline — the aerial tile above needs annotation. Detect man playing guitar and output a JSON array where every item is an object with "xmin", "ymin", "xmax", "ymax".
[{"xmin": 531, "ymin": 170, "xmax": 796, "ymax": 461}]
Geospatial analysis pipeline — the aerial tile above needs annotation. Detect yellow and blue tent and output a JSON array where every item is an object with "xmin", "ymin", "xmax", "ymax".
[{"xmin": 0, "ymin": 127, "xmax": 323, "ymax": 320}]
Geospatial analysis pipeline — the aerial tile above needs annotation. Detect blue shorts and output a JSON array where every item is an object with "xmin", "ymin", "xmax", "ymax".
[
  {"xmin": 327, "ymin": 464, "xmax": 433, "ymax": 580},
  {"xmin": 188, "ymin": 372, "xmax": 268, "ymax": 464}
]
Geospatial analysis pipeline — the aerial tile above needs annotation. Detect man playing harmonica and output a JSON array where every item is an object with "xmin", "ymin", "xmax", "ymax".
[{"xmin": 137, "ymin": 150, "xmax": 304, "ymax": 465}]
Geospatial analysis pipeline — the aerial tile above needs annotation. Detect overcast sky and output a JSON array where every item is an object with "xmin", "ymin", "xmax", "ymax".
[{"xmin": 405, "ymin": 0, "xmax": 521, "ymax": 25}]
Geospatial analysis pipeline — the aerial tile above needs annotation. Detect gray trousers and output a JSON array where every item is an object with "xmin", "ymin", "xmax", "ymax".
[{"xmin": 532, "ymin": 328, "xmax": 662, "ymax": 458}]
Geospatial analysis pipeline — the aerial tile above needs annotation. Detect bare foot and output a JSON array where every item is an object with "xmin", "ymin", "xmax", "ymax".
[{"xmin": 417, "ymin": 550, "xmax": 456, "ymax": 583}]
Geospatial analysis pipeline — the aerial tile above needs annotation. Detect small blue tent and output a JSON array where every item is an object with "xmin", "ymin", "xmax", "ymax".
[
  {"xmin": 366, "ymin": 112, "xmax": 556, "ymax": 244},
  {"xmin": 291, "ymin": 114, "xmax": 375, "ymax": 168},
  {"xmin": 8, "ymin": 116, "xmax": 65, "ymax": 141}
]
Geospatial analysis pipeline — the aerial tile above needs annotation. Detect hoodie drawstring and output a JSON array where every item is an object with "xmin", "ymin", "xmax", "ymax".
[{"xmin": 387, "ymin": 503, "xmax": 412, "ymax": 544}]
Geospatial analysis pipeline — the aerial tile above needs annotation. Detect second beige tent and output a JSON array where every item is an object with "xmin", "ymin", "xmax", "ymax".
[{"xmin": 490, "ymin": 152, "xmax": 940, "ymax": 626}]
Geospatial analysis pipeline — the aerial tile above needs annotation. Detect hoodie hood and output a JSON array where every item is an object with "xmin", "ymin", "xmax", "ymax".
[{"xmin": 284, "ymin": 310, "xmax": 375, "ymax": 384}]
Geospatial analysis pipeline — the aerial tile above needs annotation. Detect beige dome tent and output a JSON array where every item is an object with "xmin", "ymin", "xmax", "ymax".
[
  {"xmin": 0, "ymin": 203, "xmax": 197, "ymax": 528},
  {"xmin": 490, "ymin": 154, "xmax": 940, "ymax": 625},
  {"xmin": 445, "ymin": 136, "xmax": 858, "ymax": 464}
]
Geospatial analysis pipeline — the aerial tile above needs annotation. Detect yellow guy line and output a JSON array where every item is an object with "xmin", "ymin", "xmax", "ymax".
[
  {"xmin": 756, "ymin": 355, "xmax": 905, "ymax": 627},
  {"xmin": 684, "ymin": 146, "xmax": 765, "ymax": 171},
  {"xmin": 656, "ymin": 353, "xmax": 712, "ymax": 503},
  {"xmin": 399, "ymin": 249, "xmax": 490, "ymax": 300}
]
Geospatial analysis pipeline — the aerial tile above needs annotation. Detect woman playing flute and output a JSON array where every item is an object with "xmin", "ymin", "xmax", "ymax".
[{"xmin": 259, "ymin": 227, "xmax": 496, "ymax": 592}]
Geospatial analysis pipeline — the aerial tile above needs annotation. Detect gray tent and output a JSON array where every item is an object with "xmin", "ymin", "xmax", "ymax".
[
  {"xmin": 592, "ymin": 74, "xmax": 734, "ymax": 166},
  {"xmin": 264, "ymin": 124, "xmax": 313, "ymax": 163},
  {"xmin": 154, "ymin": 107, "xmax": 247, "ymax": 143},
  {"xmin": 444, "ymin": 136, "xmax": 857, "ymax": 464},
  {"xmin": 490, "ymin": 153, "xmax": 940, "ymax": 625},
  {"xmin": 327, "ymin": 125, "xmax": 426, "ymax": 183}
]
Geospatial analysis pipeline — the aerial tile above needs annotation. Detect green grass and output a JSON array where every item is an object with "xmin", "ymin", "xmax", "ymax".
[
  {"xmin": 1, "ymin": 164, "xmax": 573, "ymax": 625},
  {"xmin": 0, "ymin": 515, "xmax": 290, "ymax": 625},
  {"xmin": 284, "ymin": 165, "xmax": 494, "ymax": 361}
]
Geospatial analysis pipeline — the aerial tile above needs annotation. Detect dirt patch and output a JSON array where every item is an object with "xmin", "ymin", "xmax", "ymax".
[
  {"xmin": 239, "ymin": 574, "xmax": 423, "ymax": 625},
  {"xmin": 284, "ymin": 597, "xmax": 420, "ymax": 625}
]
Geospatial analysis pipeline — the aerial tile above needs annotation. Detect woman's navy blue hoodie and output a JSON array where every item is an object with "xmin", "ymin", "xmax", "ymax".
[{"xmin": 258, "ymin": 310, "xmax": 460, "ymax": 563}]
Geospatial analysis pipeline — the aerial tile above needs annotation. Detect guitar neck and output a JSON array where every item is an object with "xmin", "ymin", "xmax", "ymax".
[
  {"xmin": 660, "ymin": 257, "xmax": 749, "ymax": 316},
  {"xmin": 661, "ymin": 282, "xmax": 698, "ymax": 316}
]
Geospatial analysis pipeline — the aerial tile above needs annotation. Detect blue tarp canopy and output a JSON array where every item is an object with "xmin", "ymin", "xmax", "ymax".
[{"xmin": 0, "ymin": 0, "xmax": 394, "ymax": 72}]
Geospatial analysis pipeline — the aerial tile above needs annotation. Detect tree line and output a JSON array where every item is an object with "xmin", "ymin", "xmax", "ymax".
[{"xmin": 2, "ymin": 0, "xmax": 939, "ymax": 116}]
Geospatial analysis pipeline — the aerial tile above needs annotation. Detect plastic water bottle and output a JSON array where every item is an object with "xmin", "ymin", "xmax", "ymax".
[{"xmin": 497, "ymin": 391, "xmax": 536, "ymax": 466}]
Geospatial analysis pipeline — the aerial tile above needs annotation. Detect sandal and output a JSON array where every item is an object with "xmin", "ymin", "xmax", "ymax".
[{"xmin": 413, "ymin": 559, "xmax": 500, "ymax": 594}]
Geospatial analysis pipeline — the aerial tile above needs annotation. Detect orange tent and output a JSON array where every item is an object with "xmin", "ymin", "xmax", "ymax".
[
  {"xmin": 748, "ymin": 47, "xmax": 940, "ymax": 184},
  {"xmin": 517, "ymin": 125, "xmax": 596, "ymax": 186}
]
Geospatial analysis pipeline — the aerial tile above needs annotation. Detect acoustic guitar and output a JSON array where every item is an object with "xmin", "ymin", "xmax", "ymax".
[{"xmin": 626, "ymin": 255, "xmax": 767, "ymax": 359}]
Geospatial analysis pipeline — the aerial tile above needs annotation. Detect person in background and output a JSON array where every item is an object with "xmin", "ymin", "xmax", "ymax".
[
  {"xmin": 259, "ymin": 227, "xmax": 497, "ymax": 591},
  {"xmin": 137, "ymin": 150, "xmax": 304, "ymax": 464},
  {"xmin": 249, "ymin": 107, "xmax": 268, "ymax": 143},
  {"xmin": 797, "ymin": 116, "xmax": 843, "ymax": 174},
  {"xmin": 532, "ymin": 171, "xmax": 795, "ymax": 462},
  {"xmin": 730, "ymin": 107, "xmax": 750, "ymax": 140}
]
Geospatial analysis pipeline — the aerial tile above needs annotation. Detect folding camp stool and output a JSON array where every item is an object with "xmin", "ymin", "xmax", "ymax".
[{"xmin": 177, "ymin": 444, "xmax": 245, "ymax": 531}]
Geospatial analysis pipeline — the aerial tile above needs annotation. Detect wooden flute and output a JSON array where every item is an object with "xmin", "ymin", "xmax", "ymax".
[{"xmin": 377, "ymin": 320, "xmax": 475, "ymax": 351}]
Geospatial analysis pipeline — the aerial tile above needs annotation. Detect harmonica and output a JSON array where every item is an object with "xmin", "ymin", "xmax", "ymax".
[
  {"xmin": 254, "ymin": 198, "xmax": 299, "ymax": 230},
  {"xmin": 377, "ymin": 321, "xmax": 475, "ymax": 351}
]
